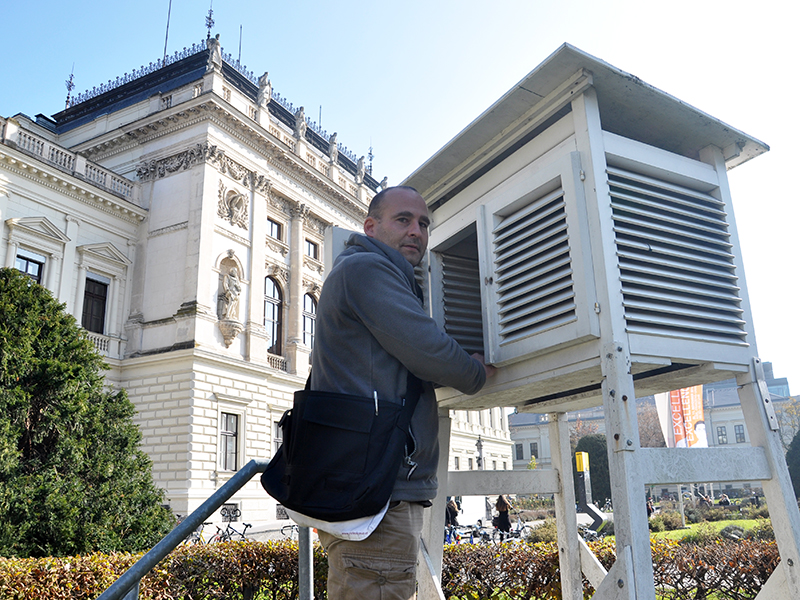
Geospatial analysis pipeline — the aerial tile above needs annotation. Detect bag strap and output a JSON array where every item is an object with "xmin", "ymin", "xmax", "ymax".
[{"xmin": 303, "ymin": 370, "xmax": 424, "ymax": 418}]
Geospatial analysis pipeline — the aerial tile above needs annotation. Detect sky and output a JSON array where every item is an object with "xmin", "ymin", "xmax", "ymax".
[{"xmin": 2, "ymin": 0, "xmax": 798, "ymax": 393}]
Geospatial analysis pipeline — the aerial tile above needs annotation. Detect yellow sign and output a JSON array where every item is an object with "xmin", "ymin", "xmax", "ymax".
[{"xmin": 575, "ymin": 451, "xmax": 589, "ymax": 472}]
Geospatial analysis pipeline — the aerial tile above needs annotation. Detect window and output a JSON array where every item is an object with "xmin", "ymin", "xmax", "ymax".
[
  {"xmin": 515, "ymin": 443, "xmax": 524, "ymax": 460},
  {"xmin": 502, "ymin": 462, "xmax": 507, "ymax": 470},
  {"xmin": 15, "ymin": 253, "xmax": 44, "ymax": 284},
  {"xmin": 274, "ymin": 420, "xmax": 283, "ymax": 454},
  {"xmin": 454, "ymin": 456, "xmax": 460, "ymax": 470},
  {"xmin": 305, "ymin": 239, "xmax": 319, "ymax": 260},
  {"xmin": 530, "ymin": 442, "xmax": 539, "ymax": 459},
  {"xmin": 717, "ymin": 425, "xmax": 728, "ymax": 445},
  {"xmin": 468, "ymin": 457, "xmax": 474, "ymax": 470},
  {"xmin": 492, "ymin": 460, "xmax": 497, "ymax": 470},
  {"xmin": 489, "ymin": 408, "xmax": 495, "ymax": 428},
  {"xmin": 267, "ymin": 218, "xmax": 283, "ymax": 241},
  {"xmin": 303, "ymin": 294, "xmax": 317, "ymax": 348},
  {"xmin": 82, "ymin": 278, "xmax": 108, "ymax": 334},
  {"xmin": 264, "ymin": 277, "xmax": 283, "ymax": 355},
  {"xmin": 220, "ymin": 413, "xmax": 239, "ymax": 471},
  {"xmin": 735, "ymin": 424, "xmax": 746, "ymax": 444}
]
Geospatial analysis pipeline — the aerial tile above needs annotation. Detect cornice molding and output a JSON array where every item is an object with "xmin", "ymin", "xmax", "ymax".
[{"xmin": 77, "ymin": 97, "xmax": 367, "ymax": 222}]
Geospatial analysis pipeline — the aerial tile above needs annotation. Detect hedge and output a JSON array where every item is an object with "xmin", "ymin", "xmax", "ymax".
[{"xmin": 0, "ymin": 537, "xmax": 780, "ymax": 600}]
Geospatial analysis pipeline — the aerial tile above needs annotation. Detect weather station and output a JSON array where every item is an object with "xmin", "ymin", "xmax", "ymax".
[{"xmin": 403, "ymin": 44, "xmax": 800, "ymax": 600}]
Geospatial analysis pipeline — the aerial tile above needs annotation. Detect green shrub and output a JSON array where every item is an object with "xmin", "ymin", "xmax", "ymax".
[
  {"xmin": 741, "ymin": 504, "xmax": 770, "ymax": 520},
  {"xmin": 680, "ymin": 521, "xmax": 718, "ymax": 545},
  {"xmin": 747, "ymin": 520, "xmax": 775, "ymax": 541},
  {"xmin": 597, "ymin": 519, "xmax": 614, "ymax": 536},
  {"xmin": 0, "ymin": 536, "xmax": 782, "ymax": 600},
  {"xmin": 649, "ymin": 516, "xmax": 666, "ymax": 532},
  {"xmin": 704, "ymin": 507, "xmax": 728, "ymax": 522},
  {"xmin": 659, "ymin": 510, "xmax": 685, "ymax": 531},
  {"xmin": 526, "ymin": 518, "xmax": 558, "ymax": 543},
  {"xmin": 683, "ymin": 508, "xmax": 702, "ymax": 524}
]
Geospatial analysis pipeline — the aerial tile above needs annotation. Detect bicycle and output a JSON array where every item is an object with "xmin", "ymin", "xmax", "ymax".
[
  {"xmin": 220, "ymin": 522, "xmax": 252, "ymax": 541},
  {"xmin": 181, "ymin": 520, "xmax": 215, "ymax": 544},
  {"xmin": 281, "ymin": 523, "xmax": 301, "ymax": 541},
  {"xmin": 578, "ymin": 524, "xmax": 605, "ymax": 542},
  {"xmin": 492, "ymin": 513, "xmax": 532, "ymax": 543}
]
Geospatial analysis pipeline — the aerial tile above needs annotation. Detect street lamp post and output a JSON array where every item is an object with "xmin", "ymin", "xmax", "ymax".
[{"xmin": 476, "ymin": 435, "xmax": 484, "ymax": 470}]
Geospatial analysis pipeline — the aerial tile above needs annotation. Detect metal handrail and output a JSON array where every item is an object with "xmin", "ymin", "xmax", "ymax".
[{"xmin": 96, "ymin": 459, "xmax": 269, "ymax": 600}]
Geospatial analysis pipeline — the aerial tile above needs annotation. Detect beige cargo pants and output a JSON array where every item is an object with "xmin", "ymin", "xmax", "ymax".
[{"xmin": 318, "ymin": 501, "xmax": 425, "ymax": 600}]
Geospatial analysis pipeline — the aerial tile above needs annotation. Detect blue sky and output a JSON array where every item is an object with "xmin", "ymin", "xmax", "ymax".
[{"xmin": 2, "ymin": 0, "xmax": 797, "ymax": 392}]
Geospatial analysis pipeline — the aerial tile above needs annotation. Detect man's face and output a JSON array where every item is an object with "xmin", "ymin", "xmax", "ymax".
[{"xmin": 364, "ymin": 189, "xmax": 430, "ymax": 266}]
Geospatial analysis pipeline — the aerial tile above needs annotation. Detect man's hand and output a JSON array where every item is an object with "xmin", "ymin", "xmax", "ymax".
[{"xmin": 471, "ymin": 353, "xmax": 498, "ymax": 378}]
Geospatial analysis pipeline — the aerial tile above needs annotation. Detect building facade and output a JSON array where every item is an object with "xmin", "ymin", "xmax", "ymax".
[{"xmin": 1, "ymin": 38, "xmax": 511, "ymax": 523}]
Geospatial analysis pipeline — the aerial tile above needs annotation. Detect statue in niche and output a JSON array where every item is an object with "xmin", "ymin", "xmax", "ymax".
[
  {"xmin": 221, "ymin": 266, "xmax": 241, "ymax": 320},
  {"xmin": 217, "ymin": 259, "xmax": 245, "ymax": 348},
  {"xmin": 356, "ymin": 156, "xmax": 366, "ymax": 184},
  {"xmin": 257, "ymin": 72, "xmax": 271, "ymax": 107},
  {"xmin": 294, "ymin": 106, "xmax": 307, "ymax": 140},
  {"xmin": 328, "ymin": 132, "xmax": 338, "ymax": 164},
  {"xmin": 207, "ymin": 34, "xmax": 223, "ymax": 73}
]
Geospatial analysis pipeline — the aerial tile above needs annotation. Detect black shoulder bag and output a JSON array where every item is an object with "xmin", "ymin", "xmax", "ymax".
[{"xmin": 261, "ymin": 373, "xmax": 422, "ymax": 522}]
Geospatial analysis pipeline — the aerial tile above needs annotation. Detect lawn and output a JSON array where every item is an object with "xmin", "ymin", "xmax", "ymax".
[{"xmin": 650, "ymin": 518, "xmax": 760, "ymax": 541}]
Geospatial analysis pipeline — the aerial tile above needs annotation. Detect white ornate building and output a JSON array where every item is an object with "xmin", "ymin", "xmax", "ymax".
[{"xmin": 0, "ymin": 38, "xmax": 510, "ymax": 522}]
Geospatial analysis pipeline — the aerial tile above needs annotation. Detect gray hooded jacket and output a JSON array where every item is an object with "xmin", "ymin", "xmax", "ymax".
[{"xmin": 309, "ymin": 233, "xmax": 486, "ymax": 502}]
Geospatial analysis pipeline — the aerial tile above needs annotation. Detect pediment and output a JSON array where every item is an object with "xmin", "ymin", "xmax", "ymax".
[
  {"xmin": 6, "ymin": 216, "xmax": 70, "ymax": 243},
  {"xmin": 78, "ymin": 242, "xmax": 131, "ymax": 266}
]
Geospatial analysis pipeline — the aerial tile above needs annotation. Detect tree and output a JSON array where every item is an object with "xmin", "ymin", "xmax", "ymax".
[
  {"xmin": 569, "ymin": 416, "xmax": 599, "ymax": 452},
  {"xmin": 0, "ymin": 268, "xmax": 175, "ymax": 557},
  {"xmin": 786, "ymin": 428, "xmax": 800, "ymax": 500},
  {"xmin": 637, "ymin": 399, "xmax": 667, "ymax": 448},
  {"xmin": 573, "ymin": 434, "xmax": 611, "ymax": 505},
  {"xmin": 776, "ymin": 396, "xmax": 800, "ymax": 453}
]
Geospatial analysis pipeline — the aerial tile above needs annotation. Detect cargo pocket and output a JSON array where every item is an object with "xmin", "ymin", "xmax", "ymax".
[{"xmin": 339, "ymin": 554, "xmax": 416, "ymax": 600}]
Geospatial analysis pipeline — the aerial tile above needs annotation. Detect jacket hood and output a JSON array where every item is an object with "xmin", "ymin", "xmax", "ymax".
[{"xmin": 342, "ymin": 233, "xmax": 423, "ymax": 301}]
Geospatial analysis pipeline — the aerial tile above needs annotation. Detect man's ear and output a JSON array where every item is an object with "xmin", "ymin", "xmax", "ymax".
[{"xmin": 363, "ymin": 216, "xmax": 376, "ymax": 238}]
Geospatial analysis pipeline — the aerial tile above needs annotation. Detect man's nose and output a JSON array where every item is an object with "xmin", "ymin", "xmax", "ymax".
[{"xmin": 408, "ymin": 220, "xmax": 422, "ymax": 237}]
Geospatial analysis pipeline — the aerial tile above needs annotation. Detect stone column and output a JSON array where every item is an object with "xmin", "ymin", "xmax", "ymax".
[
  {"xmin": 246, "ymin": 185, "xmax": 269, "ymax": 363},
  {"xmin": 74, "ymin": 262, "xmax": 87, "ymax": 324},
  {"xmin": 46, "ymin": 253, "xmax": 61, "ymax": 295},
  {"xmin": 286, "ymin": 204, "xmax": 310, "ymax": 374},
  {"xmin": 61, "ymin": 216, "xmax": 80, "ymax": 312},
  {"xmin": 5, "ymin": 240, "xmax": 18, "ymax": 268},
  {"xmin": 108, "ymin": 275, "xmax": 119, "ymax": 338}
]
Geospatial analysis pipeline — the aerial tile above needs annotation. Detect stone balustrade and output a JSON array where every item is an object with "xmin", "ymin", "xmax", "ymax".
[{"xmin": 2, "ymin": 119, "xmax": 138, "ymax": 203}]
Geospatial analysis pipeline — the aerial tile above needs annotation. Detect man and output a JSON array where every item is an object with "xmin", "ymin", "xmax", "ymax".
[{"xmin": 311, "ymin": 186, "xmax": 496, "ymax": 599}]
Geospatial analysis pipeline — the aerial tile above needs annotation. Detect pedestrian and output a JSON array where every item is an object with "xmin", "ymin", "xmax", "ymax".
[
  {"xmin": 445, "ymin": 497, "xmax": 459, "ymax": 527},
  {"xmin": 310, "ymin": 186, "xmax": 497, "ymax": 600},
  {"xmin": 495, "ymin": 494, "xmax": 513, "ymax": 538}
]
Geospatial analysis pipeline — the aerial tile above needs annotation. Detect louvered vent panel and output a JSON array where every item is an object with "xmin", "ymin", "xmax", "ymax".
[
  {"xmin": 441, "ymin": 254, "xmax": 484, "ymax": 354},
  {"xmin": 608, "ymin": 166, "xmax": 746, "ymax": 344},
  {"xmin": 492, "ymin": 187, "xmax": 577, "ymax": 344}
]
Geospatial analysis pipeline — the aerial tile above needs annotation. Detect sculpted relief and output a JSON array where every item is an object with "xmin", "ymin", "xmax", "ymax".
[{"xmin": 217, "ymin": 181, "xmax": 249, "ymax": 229}]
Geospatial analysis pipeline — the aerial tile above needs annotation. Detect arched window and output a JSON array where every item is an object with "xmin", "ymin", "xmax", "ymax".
[
  {"xmin": 264, "ymin": 277, "xmax": 283, "ymax": 355},
  {"xmin": 303, "ymin": 294, "xmax": 317, "ymax": 349}
]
